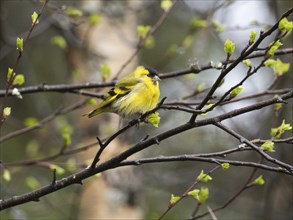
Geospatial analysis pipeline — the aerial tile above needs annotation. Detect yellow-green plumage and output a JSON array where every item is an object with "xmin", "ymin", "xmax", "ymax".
[{"xmin": 87, "ymin": 66, "xmax": 160, "ymax": 118}]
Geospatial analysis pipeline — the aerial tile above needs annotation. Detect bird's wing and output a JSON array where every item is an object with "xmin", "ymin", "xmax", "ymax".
[
  {"xmin": 100, "ymin": 86, "xmax": 131, "ymax": 108},
  {"xmin": 116, "ymin": 73, "xmax": 141, "ymax": 87}
]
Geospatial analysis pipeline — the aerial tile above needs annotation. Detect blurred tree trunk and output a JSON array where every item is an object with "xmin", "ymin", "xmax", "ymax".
[{"xmin": 69, "ymin": 1, "xmax": 143, "ymax": 219}]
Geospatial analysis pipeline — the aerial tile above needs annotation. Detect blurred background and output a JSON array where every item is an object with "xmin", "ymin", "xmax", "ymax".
[{"xmin": 0, "ymin": 0, "xmax": 292, "ymax": 219}]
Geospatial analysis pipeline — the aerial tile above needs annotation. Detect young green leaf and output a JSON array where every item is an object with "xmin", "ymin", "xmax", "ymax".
[
  {"xmin": 272, "ymin": 59, "xmax": 290, "ymax": 77},
  {"xmin": 221, "ymin": 163, "xmax": 230, "ymax": 170},
  {"xmin": 198, "ymin": 187, "xmax": 209, "ymax": 204},
  {"xmin": 51, "ymin": 35, "xmax": 67, "ymax": 49},
  {"xmin": 100, "ymin": 64, "xmax": 111, "ymax": 80},
  {"xmin": 7, "ymin": 68, "xmax": 15, "ymax": 80},
  {"xmin": 200, "ymin": 104, "xmax": 214, "ymax": 116},
  {"xmin": 264, "ymin": 59, "xmax": 276, "ymax": 68},
  {"xmin": 213, "ymin": 20, "xmax": 225, "ymax": 33},
  {"xmin": 249, "ymin": 31, "xmax": 257, "ymax": 44},
  {"xmin": 13, "ymin": 74, "xmax": 25, "ymax": 86},
  {"xmin": 3, "ymin": 169, "xmax": 11, "ymax": 182},
  {"xmin": 137, "ymin": 25, "xmax": 151, "ymax": 38},
  {"xmin": 87, "ymin": 98, "xmax": 98, "ymax": 106},
  {"xmin": 62, "ymin": 133, "xmax": 71, "ymax": 146},
  {"xmin": 160, "ymin": 0, "xmax": 172, "ymax": 11},
  {"xmin": 197, "ymin": 170, "xmax": 213, "ymax": 183},
  {"xmin": 3, "ymin": 107, "xmax": 11, "ymax": 118},
  {"xmin": 65, "ymin": 7, "xmax": 83, "ymax": 18},
  {"xmin": 24, "ymin": 117, "xmax": 38, "ymax": 127},
  {"xmin": 229, "ymin": 86, "xmax": 243, "ymax": 99},
  {"xmin": 16, "ymin": 37, "xmax": 24, "ymax": 52},
  {"xmin": 169, "ymin": 194, "xmax": 180, "ymax": 205},
  {"xmin": 224, "ymin": 39, "xmax": 235, "ymax": 56},
  {"xmin": 252, "ymin": 175, "xmax": 265, "ymax": 186},
  {"xmin": 278, "ymin": 17, "xmax": 293, "ymax": 36},
  {"xmin": 190, "ymin": 16, "xmax": 208, "ymax": 29},
  {"xmin": 26, "ymin": 176, "xmax": 41, "ymax": 189},
  {"xmin": 31, "ymin": 11, "xmax": 39, "ymax": 24},
  {"xmin": 147, "ymin": 112, "xmax": 160, "ymax": 128},
  {"xmin": 144, "ymin": 36, "xmax": 155, "ymax": 49},
  {"xmin": 271, "ymin": 120, "xmax": 292, "ymax": 139},
  {"xmin": 187, "ymin": 189, "xmax": 200, "ymax": 200},
  {"xmin": 261, "ymin": 141, "xmax": 275, "ymax": 153},
  {"xmin": 88, "ymin": 14, "xmax": 100, "ymax": 26},
  {"xmin": 49, "ymin": 164, "xmax": 65, "ymax": 175},
  {"xmin": 242, "ymin": 59, "xmax": 252, "ymax": 67},
  {"xmin": 182, "ymin": 35, "xmax": 194, "ymax": 49},
  {"xmin": 197, "ymin": 82, "xmax": 206, "ymax": 93},
  {"xmin": 267, "ymin": 40, "xmax": 282, "ymax": 56}
]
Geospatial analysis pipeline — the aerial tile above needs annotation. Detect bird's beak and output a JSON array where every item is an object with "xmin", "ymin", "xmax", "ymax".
[{"xmin": 153, "ymin": 75, "xmax": 161, "ymax": 82}]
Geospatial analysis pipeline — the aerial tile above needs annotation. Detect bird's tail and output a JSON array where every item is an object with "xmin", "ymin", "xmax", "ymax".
[{"xmin": 84, "ymin": 108, "xmax": 103, "ymax": 118}]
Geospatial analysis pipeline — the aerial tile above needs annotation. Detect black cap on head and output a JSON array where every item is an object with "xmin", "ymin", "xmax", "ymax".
[{"xmin": 145, "ymin": 67, "xmax": 158, "ymax": 77}]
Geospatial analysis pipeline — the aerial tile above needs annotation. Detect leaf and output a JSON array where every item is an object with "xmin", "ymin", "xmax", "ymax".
[
  {"xmin": 161, "ymin": 0, "xmax": 172, "ymax": 11},
  {"xmin": 49, "ymin": 164, "xmax": 65, "ymax": 175},
  {"xmin": 144, "ymin": 36, "xmax": 155, "ymax": 49},
  {"xmin": 224, "ymin": 39, "xmax": 235, "ymax": 56},
  {"xmin": 252, "ymin": 175, "xmax": 265, "ymax": 186},
  {"xmin": 182, "ymin": 35, "xmax": 193, "ymax": 49},
  {"xmin": 3, "ymin": 169, "xmax": 11, "ymax": 182},
  {"xmin": 249, "ymin": 31, "xmax": 257, "ymax": 44},
  {"xmin": 187, "ymin": 189, "xmax": 200, "ymax": 200},
  {"xmin": 271, "ymin": 120, "xmax": 292, "ymax": 139},
  {"xmin": 264, "ymin": 59, "xmax": 277, "ymax": 68},
  {"xmin": 16, "ymin": 37, "xmax": 24, "ymax": 52},
  {"xmin": 190, "ymin": 16, "xmax": 208, "ymax": 29},
  {"xmin": 169, "ymin": 194, "xmax": 180, "ymax": 205},
  {"xmin": 261, "ymin": 141, "xmax": 275, "ymax": 153},
  {"xmin": 3, "ymin": 107, "xmax": 11, "ymax": 118},
  {"xmin": 221, "ymin": 163, "xmax": 230, "ymax": 170},
  {"xmin": 65, "ymin": 6, "xmax": 83, "ymax": 18},
  {"xmin": 7, "ymin": 68, "xmax": 15, "ymax": 80},
  {"xmin": 213, "ymin": 20, "xmax": 225, "ymax": 33},
  {"xmin": 198, "ymin": 187, "xmax": 209, "ymax": 204},
  {"xmin": 229, "ymin": 86, "xmax": 243, "ymax": 99},
  {"xmin": 278, "ymin": 17, "xmax": 293, "ymax": 36},
  {"xmin": 51, "ymin": 35, "xmax": 67, "ymax": 49},
  {"xmin": 197, "ymin": 170, "xmax": 213, "ymax": 183},
  {"xmin": 197, "ymin": 82, "xmax": 206, "ymax": 93},
  {"xmin": 166, "ymin": 44, "xmax": 178, "ymax": 56},
  {"xmin": 24, "ymin": 117, "xmax": 38, "ymax": 127},
  {"xmin": 100, "ymin": 64, "xmax": 111, "ymax": 80},
  {"xmin": 242, "ymin": 59, "xmax": 252, "ymax": 67},
  {"xmin": 26, "ymin": 140, "xmax": 39, "ymax": 157},
  {"xmin": 200, "ymin": 104, "xmax": 214, "ymax": 116},
  {"xmin": 137, "ymin": 25, "xmax": 151, "ymax": 38},
  {"xmin": 267, "ymin": 40, "xmax": 282, "ymax": 56},
  {"xmin": 88, "ymin": 14, "xmax": 100, "ymax": 26},
  {"xmin": 147, "ymin": 112, "xmax": 160, "ymax": 128},
  {"xmin": 31, "ymin": 11, "xmax": 39, "ymax": 24},
  {"xmin": 265, "ymin": 59, "xmax": 290, "ymax": 77},
  {"xmin": 272, "ymin": 59, "xmax": 290, "ymax": 77},
  {"xmin": 26, "ymin": 176, "xmax": 41, "ymax": 189},
  {"xmin": 13, "ymin": 74, "xmax": 25, "ymax": 86},
  {"xmin": 87, "ymin": 98, "xmax": 98, "ymax": 106}
]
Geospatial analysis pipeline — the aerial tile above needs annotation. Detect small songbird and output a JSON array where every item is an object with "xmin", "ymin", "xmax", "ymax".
[{"xmin": 86, "ymin": 66, "xmax": 160, "ymax": 119}]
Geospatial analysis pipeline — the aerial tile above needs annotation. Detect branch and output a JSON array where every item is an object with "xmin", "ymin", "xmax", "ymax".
[
  {"xmin": 189, "ymin": 7, "xmax": 293, "ymax": 122},
  {"xmin": 0, "ymin": 100, "xmax": 87, "ymax": 144},
  {"xmin": 0, "ymin": 91, "xmax": 292, "ymax": 210},
  {"xmin": 118, "ymin": 155, "xmax": 291, "ymax": 175}
]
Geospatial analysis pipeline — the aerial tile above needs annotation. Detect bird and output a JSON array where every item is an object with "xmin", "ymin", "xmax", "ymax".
[{"xmin": 86, "ymin": 66, "xmax": 160, "ymax": 119}]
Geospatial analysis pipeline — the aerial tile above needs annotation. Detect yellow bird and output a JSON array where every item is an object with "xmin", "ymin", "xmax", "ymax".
[{"xmin": 87, "ymin": 66, "xmax": 160, "ymax": 118}]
